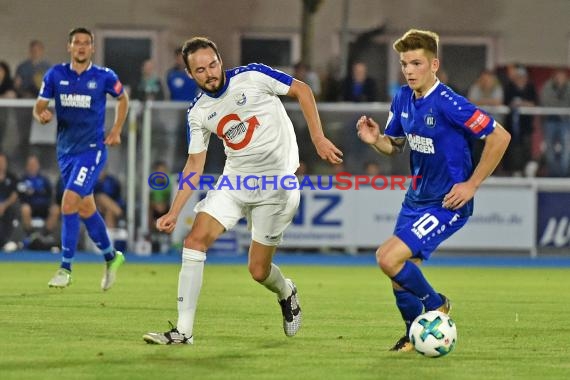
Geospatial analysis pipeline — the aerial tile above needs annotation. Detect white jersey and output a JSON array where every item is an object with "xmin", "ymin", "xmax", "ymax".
[{"xmin": 187, "ymin": 63, "xmax": 299, "ymax": 176}]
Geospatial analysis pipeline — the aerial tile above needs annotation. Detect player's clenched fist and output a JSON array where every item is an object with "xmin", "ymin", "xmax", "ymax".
[{"xmin": 38, "ymin": 109, "xmax": 53, "ymax": 124}]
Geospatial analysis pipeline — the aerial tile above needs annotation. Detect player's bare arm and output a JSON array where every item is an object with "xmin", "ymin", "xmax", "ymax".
[
  {"xmin": 443, "ymin": 123, "xmax": 511, "ymax": 210},
  {"xmin": 104, "ymin": 92, "xmax": 130, "ymax": 146},
  {"xmin": 287, "ymin": 79, "xmax": 343, "ymax": 164},
  {"xmin": 356, "ymin": 115, "xmax": 406, "ymax": 155},
  {"xmin": 32, "ymin": 99, "xmax": 53, "ymax": 124},
  {"xmin": 156, "ymin": 150, "xmax": 207, "ymax": 234}
]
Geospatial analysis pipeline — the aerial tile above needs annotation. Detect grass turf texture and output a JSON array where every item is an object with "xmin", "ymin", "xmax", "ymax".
[{"xmin": 1, "ymin": 262, "xmax": 569, "ymax": 380}]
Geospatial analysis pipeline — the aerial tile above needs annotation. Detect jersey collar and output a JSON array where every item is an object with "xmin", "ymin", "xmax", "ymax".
[
  {"xmin": 69, "ymin": 61, "xmax": 93, "ymax": 75},
  {"xmin": 421, "ymin": 79, "xmax": 440, "ymax": 99}
]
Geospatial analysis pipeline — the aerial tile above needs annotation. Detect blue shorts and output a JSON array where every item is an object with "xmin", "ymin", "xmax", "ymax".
[
  {"xmin": 58, "ymin": 149, "xmax": 107, "ymax": 197},
  {"xmin": 394, "ymin": 203, "xmax": 469, "ymax": 261}
]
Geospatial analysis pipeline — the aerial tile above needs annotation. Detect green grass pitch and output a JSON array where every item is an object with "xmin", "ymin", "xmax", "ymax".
[{"xmin": 1, "ymin": 262, "xmax": 569, "ymax": 380}]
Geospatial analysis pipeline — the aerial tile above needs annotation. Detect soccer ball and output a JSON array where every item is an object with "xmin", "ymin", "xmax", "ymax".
[{"xmin": 409, "ymin": 310, "xmax": 457, "ymax": 357}]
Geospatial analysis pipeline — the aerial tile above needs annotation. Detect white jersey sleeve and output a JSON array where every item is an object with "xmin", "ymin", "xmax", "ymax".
[{"xmin": 187, "ymin": 99, "xmax": 211, "ymax": 154}]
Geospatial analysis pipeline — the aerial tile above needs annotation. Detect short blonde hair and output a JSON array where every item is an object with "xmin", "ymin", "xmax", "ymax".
[{"xmin": 393, "ymin": 29, "xmax": 439, "ymax": 58}]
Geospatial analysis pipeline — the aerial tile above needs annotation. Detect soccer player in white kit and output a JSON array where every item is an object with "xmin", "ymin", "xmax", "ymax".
[{"xmin": 144, "ymin": 37, "xmax": 343, "ymax": 344}]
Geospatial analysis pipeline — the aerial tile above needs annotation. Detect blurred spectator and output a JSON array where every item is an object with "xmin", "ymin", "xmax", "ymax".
[
  {"xmin": 13, "ymin": 40, "xmax": 51, "ymax": 171},
  {"xmin": 94, "ymin": 169, "xmax": 125, "ymax": 228},
  {"xmin": 468, "ymin": 69, "xmax": 504, "ymax": 107},
  {"xmin": 0, "ymin": 61, "xmax": 17, "ymax": 99},
  {"xmin": 340, "ymin": 62, "xmax": 377, "ymax": 102},
  {"xmin": 540, "ymin": 69, "xmax": 570, "ymax": 177},
  {"xmin": 503, "ymin": 65, "xmax": 537, "ymax": 176},
  {"xmin": 363, "ymin": 161, "xmax": 383, "ymax": 176},
  {"xmin": 293, "ymin": 61, "xmax": 321, "ymax": 99},
  {"xmin": 133, "ymin": 59, "xmax": 164, "ymax": 101},
  {"xmin": 14, "ymin": 40, "xmax": 51, "ymax": 98},
  {"xmin": 17, "ymin": 154, "xmax": 59, "ymax": 234},
  {"xmin": 0, "ymin": 152, "xmax": 23, "ymax": 251},
  {"xmin": 468, "ymin": 69, "xmax": 505, "ymax": 167},
  {"xmin": 438, "ymin": 69, "xmax": 461, "ymax": 94},
  {"xmin": 166, "ymin": 47, "xmax": 200, "ymax": 101},
  {"xmin": 321, "ymin": 56, "xmax": 342, "ymax": 102},
  {"xmin": 0, "ymin": 61, "xmax": 17, "ymax": 153},
  {"xmin": 166, "ymin": 47, "xmax": 201, "ymax": 166}
]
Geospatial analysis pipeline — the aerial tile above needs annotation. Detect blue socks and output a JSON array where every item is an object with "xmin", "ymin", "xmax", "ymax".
[
  {"xmin": 61, "ymin": 213, "xmax": 80, "ymax": 271},
  {"xmin": 392, "ymin": 260, "xmax": 443, "ymax": 311},
  {"xmin": 393, "ymin": 289, "xmax": 424, "ymax": 334},
  {"xmin": 82, "ymin": 212, "xmax": 115, "ymax": 262}
]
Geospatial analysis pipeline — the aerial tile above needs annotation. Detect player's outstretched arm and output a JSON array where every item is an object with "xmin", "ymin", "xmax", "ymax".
[
  {"xmin": 156, "ymin": 150, "xmax": 206, "ymax": 234},
  {"xmin": 33, "ymin": 99, "xmax": 53, "ymax": 125},
  {"xmin": 356, "ymin": 116, "xmax": 405, "ymax": 156},
  {"xmin": 105, "ymin": 92, "xmax": 130, "ymax": 146},
  {"xmin": 443, "ymin": 123, "xmax": 511, "ymax": 210},
  {"xmin": 287, "ymin": 79, "xmax": 343, "ymax": 164}
]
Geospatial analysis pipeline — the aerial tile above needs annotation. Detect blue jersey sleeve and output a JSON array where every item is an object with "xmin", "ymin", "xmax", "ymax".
[
  {"xmin": 439, "ymin": 88, "xmax": 495, "ymax": 138},
  {"xmin": 384, "ymin": 88, "xmax": 405, "ymax": 138},
  {"xmin": 104, "ymin": 68, "xmax": 124, "ymax": 98},
  {"xmin": 38, "ymin": 67, "xmax": 55, "ymax": 99}
]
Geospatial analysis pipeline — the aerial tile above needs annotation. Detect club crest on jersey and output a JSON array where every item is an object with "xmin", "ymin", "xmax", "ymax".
[
  {"xmin": 234, "ymin": 93, "xmax": 247, "ymax": 106},
  {"xmin": 87, "ymin": 80, "xmax": 97, "ymax": 90},
  {"xmin": 424, "ymin": 113, "xmax": 436, "ymax": 128}
]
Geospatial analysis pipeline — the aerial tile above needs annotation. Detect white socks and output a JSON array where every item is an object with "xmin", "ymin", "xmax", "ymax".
[
  {"xmin": 261, "ymin": 263, "xmax": 292, "ymax": 300},
  {"xmin": 177, "ymin": 248, "xmax": 206, "ymax": 337}
]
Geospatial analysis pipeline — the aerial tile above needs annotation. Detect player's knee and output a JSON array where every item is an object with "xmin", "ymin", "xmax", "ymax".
[
  {"xmin": 248, "ymin": 263, "xmax": 269, "ymax": 282},
  {"xmin": 184, "ymin": 232, "xmax": 211, "ymax": 252},
  {"xmin": 78, "ymin": 205, "xmax": 96, "ymax": 219},
  {"xmin": 376, "ymin": 247, "xmax": 396, "ymax": 274},
  {"xmin": 61, "ymin": 201, "xmax": 79, "ymax": 215}
]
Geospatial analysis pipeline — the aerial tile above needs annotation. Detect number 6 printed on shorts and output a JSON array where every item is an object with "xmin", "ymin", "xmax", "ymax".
[{"xmin": 74, "ymin": 166, "xmax": 89, "ymax": 186}]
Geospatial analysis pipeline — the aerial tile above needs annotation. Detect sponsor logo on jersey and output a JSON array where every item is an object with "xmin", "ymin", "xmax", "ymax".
[
  {"xmin": 60, "ymin": 94, "xmax": 91, "ymax": 108},
  {"xmin": 216, "ymin": 113, "xmax": 259, "ymax": 150},
  {"xmin": 59, "ymin": 80, "xmax": 69, "ymax": 85},
  {"xmin": 401, "ymin": 111, "xmax": 409, "ymax": 119},
  {"xmin": 87, "ymin": 80, "xmax": 97, "ymax": 89},
  {"xmin": 406, "ymin": 133, "xmax": 435, "ymax": 154},
  {"xmin": 464, "ymin": 109, "xmax": 490, "ymax": 134},
  {"xmin": 225, "ymin": 121, "xmax": 247, "ymax": 141},
  {"xmin": 207, "ymin": 111, "xmax": 217, "ymax": 120}
]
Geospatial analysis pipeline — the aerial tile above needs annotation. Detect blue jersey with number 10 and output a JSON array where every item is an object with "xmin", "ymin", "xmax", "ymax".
[
  {"xmin": 38, "ymin": 63, "xmax": 124, "ymax": 157},
  {"xmin": 385, "ymin": 81, "xmax": 495, "ymax": 217}
]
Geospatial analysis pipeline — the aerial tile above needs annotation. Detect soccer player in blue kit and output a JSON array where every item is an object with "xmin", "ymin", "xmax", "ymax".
[
  {"xmin": 33, "ymin": 27, "xmax": 129, "ymax": 290},
  {"xmin": 356, "ymin": 29, "xmax": 511, "ymax": 352}
]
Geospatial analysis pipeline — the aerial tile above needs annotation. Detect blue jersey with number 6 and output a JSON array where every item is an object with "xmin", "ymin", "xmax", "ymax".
[{"xmin": 38, "ymin": 63, "xmax": 124, "ymax": 157}]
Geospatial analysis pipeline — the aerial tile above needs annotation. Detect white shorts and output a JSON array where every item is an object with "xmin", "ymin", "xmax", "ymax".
[{"xmin": 194, "ymin": 176, "xmax": 300, "ymax": 246}]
